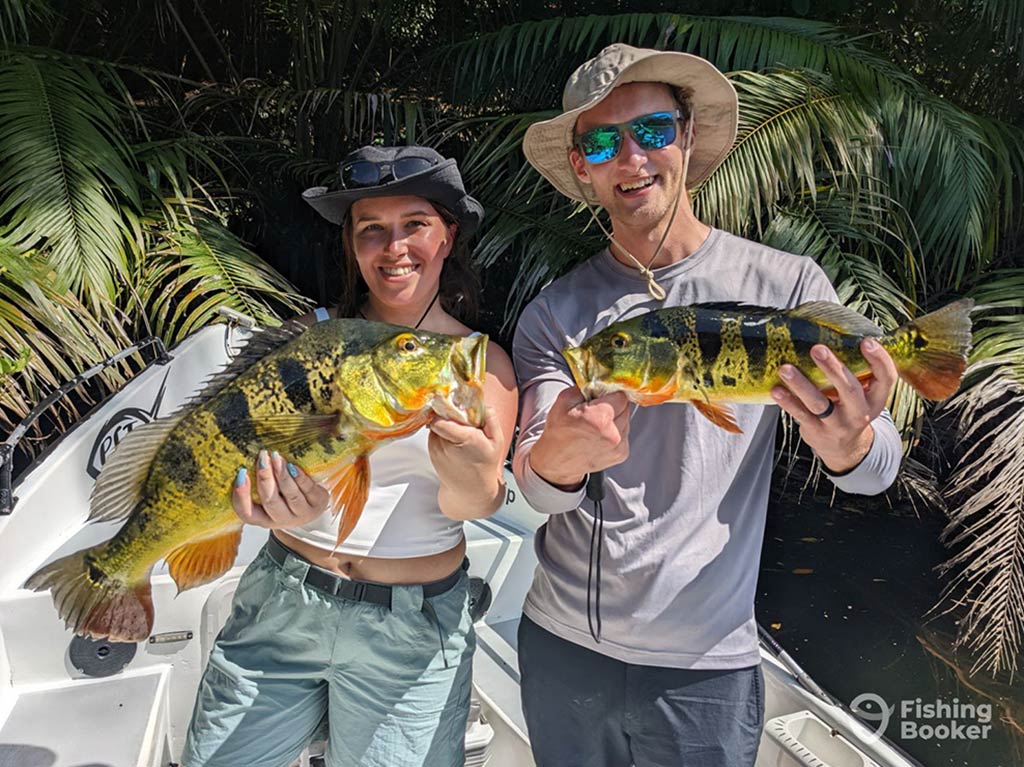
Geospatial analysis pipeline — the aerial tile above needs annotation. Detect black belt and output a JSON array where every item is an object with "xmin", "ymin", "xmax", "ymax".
[{"xmin": 266, "ymin": 534, "xmax": 466, "ymax": 611}]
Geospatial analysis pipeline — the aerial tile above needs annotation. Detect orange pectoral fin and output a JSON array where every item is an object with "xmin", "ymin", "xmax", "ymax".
[
  {"xmin": 165, "ymin": 525, "xmax": 244, "ymax": 593},
  {"xmin": 635, "ymin": 389, "xmax": 676, "ymax": 406},
  {"xmin": 821, "ymin": 369, "xmax": 875, "ymax": 400},
  {"xmin": 690, "ymin": 399, "xmax": 743, "ymax": 434},
  {"xmin": 313, "ymin": 455, "xmax": 371, "ymax": 548}
]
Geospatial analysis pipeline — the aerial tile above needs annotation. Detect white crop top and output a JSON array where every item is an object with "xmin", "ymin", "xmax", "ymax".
[{"xmin": 284, "ymin": 308, "xmax": 464, "ymax": 557}]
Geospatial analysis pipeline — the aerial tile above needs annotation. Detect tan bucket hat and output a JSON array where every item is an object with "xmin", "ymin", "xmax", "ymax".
[{"xmin": 522, "ymin": 43, "xmax": 738, "ymax": 203}]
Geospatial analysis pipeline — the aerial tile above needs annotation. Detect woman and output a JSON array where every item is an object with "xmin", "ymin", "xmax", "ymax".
[{"xmin": 182, "ymin": 145, "xmax": 518, "ymax": 767}]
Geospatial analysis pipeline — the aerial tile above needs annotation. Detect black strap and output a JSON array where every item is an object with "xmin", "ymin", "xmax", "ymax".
[{"xmin": 586, "ymin": 471, "xmax": 606, "ymax": 643}]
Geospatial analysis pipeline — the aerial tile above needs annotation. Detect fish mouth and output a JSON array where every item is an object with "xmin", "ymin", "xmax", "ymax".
[
  {"xmin": 434, "ymin": 333, "xmax": 487, "ymax": 427},
  {"xmin": 562, "ymin": 345, "xmax": 610, "ymax": 399}
]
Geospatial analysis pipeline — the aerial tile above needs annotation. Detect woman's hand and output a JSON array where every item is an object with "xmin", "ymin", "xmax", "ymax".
[
  {"xmin": 428, "ymin": 406, "xmax": 506, "ymax": 502},
  {"xmin": 232, "ymin": 449, "xmax": 330, "ymax": 529},
  {"xmin": 429, "ymin": 340, "xmax": 518, "ymax": 520}
]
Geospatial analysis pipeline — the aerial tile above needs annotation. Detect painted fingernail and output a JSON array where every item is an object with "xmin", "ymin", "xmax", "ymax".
[
  {"xmin": 812, "ymin": 346, "xmax": 828, "ymax": 361},
  {"xmin": 258, "ymin": 450, "xmax": 267, "ymax": 469},
  {"xmin": 779, "ymin": 365, "xmax": 794, "ymax": 380},
  {"xmin": 287, "ymin": 462, "xmax": 298, "ymax": 478},
  {"xmin": 235, "ymin": 467, "xmax": 247, "ymax": 487}
]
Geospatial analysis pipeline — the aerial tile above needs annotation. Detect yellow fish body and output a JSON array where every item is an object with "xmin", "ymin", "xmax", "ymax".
[
  {"xmin": 563, "ymin": 300, "xmax": 973, "ymax": 432},
  {"xmin": 26, "ymin": 319, "xmax": 487, "ymax": 641}
]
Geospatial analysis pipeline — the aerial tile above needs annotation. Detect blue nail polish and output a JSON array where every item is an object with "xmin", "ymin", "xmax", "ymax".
[
  {"xmin": 259, "ymin": 451, "xmax": 267, "ymax": 469},
  {"xmin": 235, "ymin": 467, "xmax": 247, "ymax": 487},
  {"xmin": 287, "ymin": 462, "xmax": 298, "ymax": 478},
  {"xmin": 272, "ymin": 450, "xmax": 280, "ymax": 459}
]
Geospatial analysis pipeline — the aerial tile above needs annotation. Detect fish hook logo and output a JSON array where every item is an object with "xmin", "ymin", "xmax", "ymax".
[
  {"xmin": 86, "ymin": 372, "xmax": 169, "ymax": 479},
  {"xmin": 850, "ymin": 692, "xmax": 895, "ymax": 743}
]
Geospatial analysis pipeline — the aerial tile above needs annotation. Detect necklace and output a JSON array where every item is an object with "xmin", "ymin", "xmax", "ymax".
[{"xmin": 357, "ymin": 288, "xmax": 441, "ymax": 329}]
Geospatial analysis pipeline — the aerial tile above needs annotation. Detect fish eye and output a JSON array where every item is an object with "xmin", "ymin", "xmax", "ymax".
[
  {"xmin": 611, "ymin": 333, "xmax": 630, "ymax": 349},
  {"xmin": 396, "ymin": 334, "xmax": 419, "ymax": 353}
]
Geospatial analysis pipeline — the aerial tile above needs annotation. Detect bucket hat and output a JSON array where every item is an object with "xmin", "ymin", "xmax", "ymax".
[
  {"xmin": 522, "ymin": 44, "xmax": 738, "ymax": 203},
  {"xmin": 302, "ymin": 146, "xmax": 485, "ymax": 236}
]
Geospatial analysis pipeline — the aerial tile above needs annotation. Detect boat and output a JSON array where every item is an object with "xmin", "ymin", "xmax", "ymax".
[{"xmin": 0, "ymin": 313, "xmax": 923, "ymax": 767}]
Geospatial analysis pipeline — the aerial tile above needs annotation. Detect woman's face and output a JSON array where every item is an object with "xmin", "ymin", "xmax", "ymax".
[{"xmin": 348, "ymin": 195, "xmax": 455, "ymax": 310}]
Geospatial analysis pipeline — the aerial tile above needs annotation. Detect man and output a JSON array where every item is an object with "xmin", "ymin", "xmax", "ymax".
[{"xmin": 511, "ymin": 43, "xmax": 902, "ymax": 767}]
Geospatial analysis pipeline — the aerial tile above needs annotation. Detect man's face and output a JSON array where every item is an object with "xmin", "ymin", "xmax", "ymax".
[{"xmin": 569, "ymin": 82, "xmax": 688, "ymax": 231}]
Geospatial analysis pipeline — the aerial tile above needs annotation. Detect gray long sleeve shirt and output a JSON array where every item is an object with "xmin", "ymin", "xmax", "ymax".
[{"xmin": 511, "ymin": 228, "xmax": 901, "ymax": 669}]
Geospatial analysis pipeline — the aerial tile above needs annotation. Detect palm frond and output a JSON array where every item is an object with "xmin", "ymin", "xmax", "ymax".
[
  {"xmin": 0, "ymin": 52, "xmax": 142, "ymax": 302},
  {"xmin": 935, "ymin": 269, "xmax": 1024, "ymax": 674},
  {"xmin": 0, "ymin": 0, "xmax": 51, "ymax": 46},
  {"xmin": 694, "ymin": 69, "xmax": 881, "ymax": 237},
  {"xmin": 140, "ymin": 210, "xmax": 311, "ymax": 342}
]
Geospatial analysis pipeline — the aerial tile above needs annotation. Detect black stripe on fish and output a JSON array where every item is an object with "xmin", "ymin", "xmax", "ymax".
[
  {"xmin": 162, "ymin": 436, "xmax": 202, "ymax": 487},
  {"xmin": 741, "ymin": 317, "xmax": 769, "ymax": 381},
  {"xmin": 640, "ymin": 312, "xmax": 672, "ymax": 340},
  {"xmin": 276, "ymin": 357, "xmax": 314, "ymax": 411},
  {"xmin": 213, "ymin": 391, "xmax": 258, "ymax": 455},
  {"xmin": 695, "ymin": 313, "xmax": 724, "ymax": 381}
]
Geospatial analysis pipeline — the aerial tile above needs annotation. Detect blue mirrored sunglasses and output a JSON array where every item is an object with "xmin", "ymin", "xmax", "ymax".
[{"xmin": 574, "ymin": 111, "xmax": 682, "ymax": 164}]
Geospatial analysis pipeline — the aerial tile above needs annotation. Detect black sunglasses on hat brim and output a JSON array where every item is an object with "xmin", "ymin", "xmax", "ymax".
[{"xmin": 302, "ymin": 145, "xmax": 485, "ymax": 236}]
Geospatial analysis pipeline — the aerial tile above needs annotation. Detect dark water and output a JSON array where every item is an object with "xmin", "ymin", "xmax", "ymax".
[{"xmin": 757, "ymin": 493, "xmax": 1023, "ymax": 767}]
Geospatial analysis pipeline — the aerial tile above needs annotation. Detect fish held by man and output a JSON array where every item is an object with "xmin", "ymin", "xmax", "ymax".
[
  {"xmin": 25, "ymin": 319, "xmax": 487, "ymax": 642},
  {"xmin": 562, "ymin": 300, "xmax": 974, "ymax": 433}
]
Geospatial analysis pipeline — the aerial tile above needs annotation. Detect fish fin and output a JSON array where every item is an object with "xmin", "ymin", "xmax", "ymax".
[
  {"xmin": 89, "ymin": 414, "xmax": 186, "ymax": 523},
  {"xmin": 251, "ymin": 412, "xmax": 340, "ymax": 451},
  {"xmin": 635, "ymin": 390, "xmax": 676, "ymax": 406},
  {"xmin": 889, "ymin": 299, "xmax": 974, "ymax": 400},
  {"xmin": 787, "ymin": 302, "xmax": 884, "ymax": 337},
  {"xmin": 311, "ymin": 455, "xmax": 370, "ymax": 547},
  {"xmin": 820, "ymin": 370, "xmax": 874, "ymax": 400},
  {"xmin": 690, "ymin": 399, "xmax": 743, "ymax": 433},
  {"xmin": 180, "ymin": 320, "xmax": 309, "ymax": 411},
  {"xmin": 24, "ymin": 548, "xmax": 154, "ymax": 642},
  {"xmin": 165, "ymin": 525, "xmax": 244, "ymax": 592}
]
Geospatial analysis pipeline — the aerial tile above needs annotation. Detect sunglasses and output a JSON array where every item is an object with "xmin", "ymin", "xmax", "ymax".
[
  {"xmin": 574, "ymin": 111, "xmax": 683, "ymax": 164},
  {"xmin": 339, "ymin": 155, "xmax": 439, "ymax": 188}
]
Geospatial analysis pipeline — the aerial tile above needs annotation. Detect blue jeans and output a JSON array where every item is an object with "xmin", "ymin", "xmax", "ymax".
[
  {"xmin": 182, "ymin": 544, "xmax": 474, "ymax": 767},
  {"xmin": 518, "ymin": 615, "xmax": 763, "ymax": 767}
]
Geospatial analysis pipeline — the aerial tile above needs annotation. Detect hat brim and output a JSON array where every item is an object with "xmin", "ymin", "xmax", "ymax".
[
  {"xmin": 302, "ymin": 158, "xmax": 485, "ymax": 236},
  {"xmin": 522, "ymin": 51, "xmax": 738, "ymax": 203}
]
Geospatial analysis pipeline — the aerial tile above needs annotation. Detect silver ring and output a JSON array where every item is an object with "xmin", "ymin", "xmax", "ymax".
[{"xmin": 813, "ymin": 400, "xmax": 836, "ymax": 419}]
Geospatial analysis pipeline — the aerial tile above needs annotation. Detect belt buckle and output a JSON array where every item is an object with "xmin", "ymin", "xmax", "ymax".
[{"xmin": 351, "ymin": 582, "xmax": 366, "ymax": 602}]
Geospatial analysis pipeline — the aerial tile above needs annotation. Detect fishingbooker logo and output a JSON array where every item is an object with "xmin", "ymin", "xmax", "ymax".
[
  {"xmin": 851, "ymin": 692, "xmax": 993, "ymax": 743},
  {"xmin": 86, "ymin": 372, "xmax": 169, "ymax": 479}
]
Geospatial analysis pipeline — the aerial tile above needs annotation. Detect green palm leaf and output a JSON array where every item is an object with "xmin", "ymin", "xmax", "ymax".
[
  {"xmin": 140, "ymin": 210, "xmax": 311, "ymax": 342},
  {"xmin": 0, "ymin": 52, "xmax": 142, "ymax": 302}
]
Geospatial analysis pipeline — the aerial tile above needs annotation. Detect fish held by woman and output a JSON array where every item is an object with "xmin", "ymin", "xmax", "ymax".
[
  {"xmin": 562, "ymin": 300, "xmax": 974, "ymax": 432},
  {"xmin": 25, "ymin": 318, "xmax": 487, "ymax": 641}
]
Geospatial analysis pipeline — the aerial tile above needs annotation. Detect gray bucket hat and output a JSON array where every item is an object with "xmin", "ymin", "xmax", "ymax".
[
  {"xmin": 522, "ymin": 44, "xmax": 738, "ymax": 203},
  {"xmin": 302, "ymin": 145, "xmax": 485, "ymax": 236}
]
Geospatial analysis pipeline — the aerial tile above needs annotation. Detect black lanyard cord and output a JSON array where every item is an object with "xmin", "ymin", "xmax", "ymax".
[{"xmin": 586, "ymin": 470, "xmax": 606, "ymax": 643}]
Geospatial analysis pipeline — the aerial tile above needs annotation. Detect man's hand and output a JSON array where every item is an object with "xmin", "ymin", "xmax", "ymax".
[
  {"xmin": 528, "ymin": 387, "xmax": 632, "ymax": 489},
  {"xmin": 233, "ymin": 449, "xmax": 330, "ymax": 528},
  {"xmin": 771, "ymin": 338, "xmax": 898, "ymax": 473}
]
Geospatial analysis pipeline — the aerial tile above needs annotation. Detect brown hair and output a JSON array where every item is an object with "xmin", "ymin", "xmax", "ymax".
[{"xmin": 335, "ymin": 201, "xmax": 479, "ymax": 323}]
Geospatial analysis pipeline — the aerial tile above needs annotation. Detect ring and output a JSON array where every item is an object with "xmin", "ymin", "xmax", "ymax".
[{"xmin": 813, "ymin": 400, "xmax": 836, "ymax": 419}]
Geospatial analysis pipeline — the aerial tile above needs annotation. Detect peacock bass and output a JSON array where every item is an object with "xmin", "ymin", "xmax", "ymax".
[
  {"xmin": 562, "ymin": 300, "xmax": 973, "ymax": 432},
  {"xmin": 26, "ymin": 319, "xmax": 487, "ymax": 642}
]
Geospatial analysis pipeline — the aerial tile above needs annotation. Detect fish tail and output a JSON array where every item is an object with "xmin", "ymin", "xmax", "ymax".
[
  {"xmin": 24, "ymin": 547, "xmax": 154, "ymax": 642},
  {"xmin": 886, "ymin": 299, "xmax": 974, "ymax": 401}
]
